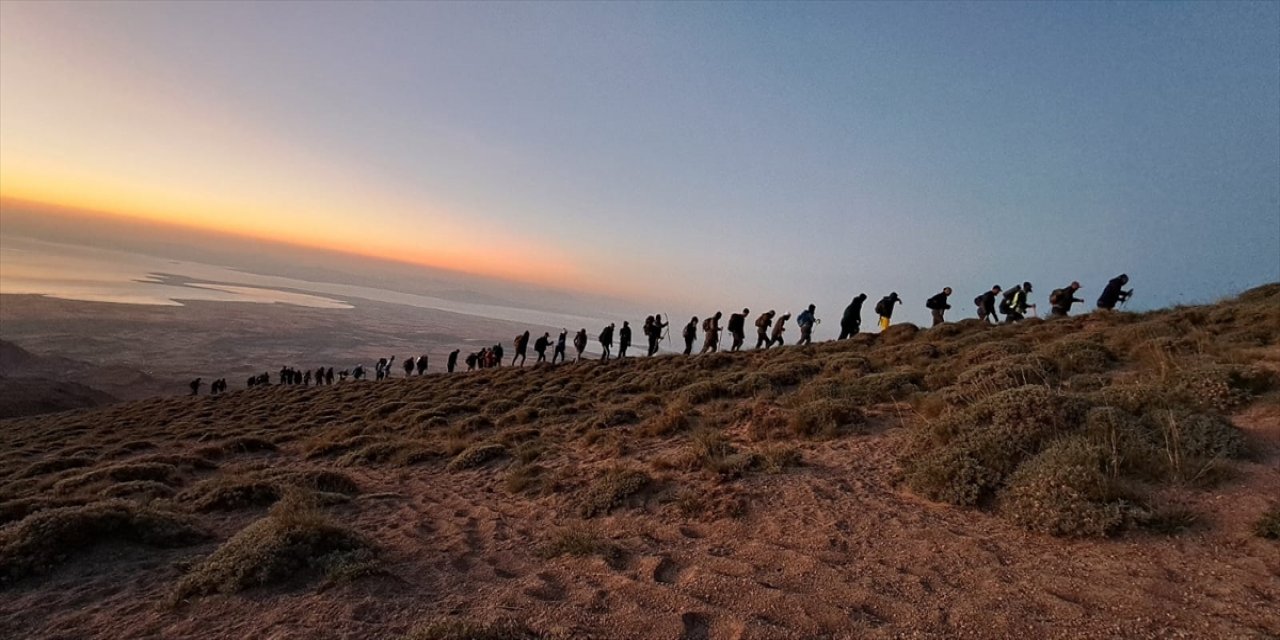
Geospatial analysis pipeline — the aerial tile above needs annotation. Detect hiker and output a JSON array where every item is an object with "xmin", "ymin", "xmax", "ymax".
[
  {"xmin": 326, "ymin": 367, "xmax": 335, "ymax": 385},
  {"xmin": 403, "ymin": 357, "xmax": 415, "ymax": 377},
  {"xmin": 769, "ymin": 312, "xmax": 790, "ymax": 347},
  {"xmin": 700, "ymin": 312, "xmax": 722, "ymax": 353},
  {"xmin": 618, "ymin": 321, "xmax": 632, "ymax": 358},
  {"xmin": 1050, "ymin": 281, "xmax": 1085, "ymax": 317},
  {"xmin": 247, "ymin": 375, "xmax": 257, "ymax": 388},
  {"xmin": 975, "ymin": 285, "xmax": 1002, "ymax": 325},
  {"xmin": 574, "ymin": 328, "xmax": 588, "ymax": 361},
  {"xmin": 492, "ymin": 344, "xmax": 503, "ymax": 367},
  {"xmin": 513, "ymin": 330, "xmax": 530, "ymax": 366},
  {"xmin": 726, "ymin": 308, "xmax": 750, "ymax": 352},
  {"xmin": 304, "ymin": 370, "xmax": 313, "ymax": 386},
  {"xmin": 682, "ymin": 317, "xmax": 699, "ymax": 355},
  {"xmin": 553, "ymin": 330, "xmax": 568, "ymax": 364},
  {"xmin": 1097, "ymin": 274, "xmax": 1133, "ymax": 310},
  {"xmin": 353, "ymin": 364, "xmax": 365, "ymax": 380},
  {"xmin": 875, "ymin": 292, "xmax": 902, "ymax": 331},
  {"xmin": 925, "ymin": 288, "xmax": 952, "ymax": 327},
  {"xmin": 797, "ymin": 304, "xmax": 818, "ymax": 345},
  {"xmin": 190, "ymin": 377, "xmax": 202, "ymax": 396},
  {"xmin": 599, "ymin": 323, "xmax": 615, "ymax": 361},
  {"xmin": 840, "ymin": 294, "xmax": 868, "ymax": 338},
  {"xmin": 465, "ymin": 352, "xmax": 478, "ymax": 371},
  {"xmin": 416, "ymin": 355, "xmax": 428, "ymax": 376},
  {"xmin": 534, "ymin": 332, "xmax": 551, "ymax": 363},
  {"xmin": 755, "ymin": 310, "xmax": 776, "ymax": 349},
  {"xmin": 647, "ymin": 314, "xmax": 668, "ymax": 356},
  {"xmin": 339, "ymin": 370, "xmax": 349, "ymax": 382},
  {"xmin": 447, "ymin": 349, "xmax": 460, "ymax": 373}
]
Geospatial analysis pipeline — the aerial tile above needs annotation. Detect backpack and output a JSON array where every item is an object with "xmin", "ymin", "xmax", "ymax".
[
  {"xmin": 702, "ymin": 317, "xmax": 713, "ymax": 332},
  {"xmin": 974, "ymin": 295, "xmax": 984, "ymax": 307},
  {"xmin": 755, "ymin": 314, "xmax": 770, "ymax": 329},
  {"xmin": 874, "ymin": 299, "xmax": 887, "ymax": 316},
  {"xmin": 1050, "ymin": 289, "xmax": 1065, "ymax": 306}
]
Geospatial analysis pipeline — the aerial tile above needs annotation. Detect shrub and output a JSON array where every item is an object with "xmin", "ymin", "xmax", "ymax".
[
  {"xmin": 174, "ymin": 497, "xmax": 374, "ymax": 598},
  {"xmin": 639, "ymin": 402, "xmax": 692, "ymax": 437},
  {"xmin": 0, "ymin": 500, "xmax": 209, "ymax": 582},
  {"xmin": 879, "ymin": 323, "xmax": 920, "ymax": 345},
  {"xmin": 1174, "ymin": 366, "xmax": 1275, "ymax": 412},
  {"xmin": 504, "ymin": 464, "xmax": 545, "ymax": 495},
  {"xmin": 52, "ymin": 462, "xmax": 177, "ymax": 494},
  {"xmin": 679, "ymin": 380, "xmax": 729, "ymax": 404},
  {"xmin": 447, "ymin": 443, "xmax": 507, "ymax": 471},
  {"xmin": 903, "ymin": 387, "xmax": 1089, "ymax": 506},
  {"xmin": 0, "ymin": 497, "xmax": 88, "ymax": 527},
  {"xmin": 1037, "ymin": 340, "xmax": 1115, "ymax": 376},
  {"xmin": 958, "ymin": 340, "xmax": 1030, "ymax": 367},
  {"xmin": 99, "ymin": 480, "xmax": 176, "ymax": 501},
  {"xmin": 944, "ymin": 354, "xmax": 1057, "ymax": 404},
  {"xmin": 1255, "ymin": 505, "xmax": 1280, "ymax": 539},
  {"xmin": 266, "ymin": 469, "xmax": 360, "ymax": 496},
  {"xmin": 578, "ymin": 467, "xmax": 650, "ymax": 517},
  {"xmin": 18, "ymin": 456, "xmax": 95, "ymax": 479},
  {"xmin": 179, "ymin": 477, "xmax": 282, "ymax": 512},
  {"xmin": 1000, "ymin": 436, "xmax": 1134, "ymax": 538},
  {"xmin": 219, "ymin": 437, "xmax": 278, "ymax": 455},
  {"xmin": 536, "ymin": 527, "xmax": 622, "ymax": 564},
  {"xmin": 787, "ymin": 399, "xmax": 864, "ymax": 439}
]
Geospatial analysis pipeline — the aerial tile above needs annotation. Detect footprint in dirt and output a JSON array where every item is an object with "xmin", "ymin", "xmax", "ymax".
[
  {"xmin": 680, "ymin": 612, "xmax": 710, "ymax": 640},
  {"xmin": 653, "ymin": 556, "xmax": 681, "ymax": 584}
]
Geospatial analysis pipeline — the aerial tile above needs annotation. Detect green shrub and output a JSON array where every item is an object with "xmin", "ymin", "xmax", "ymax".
[
  {"xmin": 446, "ymin": 443, "xmax": 507, "ymax": 471},
  {"xmin": 944, "ymin": 354, "xmax": 1057, "ymax": 404},
  {"xmin": 0, "ymin": 500, "xmax": 209, "ymax": 582},
  {"xmin": 577, "ymin": 467, "xmax": 650, "ymax": 517},
  {"xmin": 174, "ymin": 498, "xmax": 373, "ymax": 598},
  {"xmin": 1000, "ymin": 436, "xmax": 1134, "ymax": 538}
]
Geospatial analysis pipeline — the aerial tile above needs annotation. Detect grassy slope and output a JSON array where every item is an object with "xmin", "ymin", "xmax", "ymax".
[{"xmin": 1, "ymin": 284, "xmax": 1278, "ymax": 639}]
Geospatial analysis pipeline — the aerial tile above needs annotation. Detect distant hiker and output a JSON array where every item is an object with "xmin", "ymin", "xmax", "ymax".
[
  {"xmin": 209, "ymin": 379, "xmax": 219, "ymax": 395},
  {"xmin": 1049, "ymin": 281, "xmax": 1084, "ymax": 317},
  {"xmin": 682, "ymin": 317, "xmax": 699, "ymax": 355},
  {"xmin": 304, "ymin": 370, "xmax": 313, "ymax": 386},
  {"xmin": 353, "ymin": 365, "xmax": 366, "ymax": 380},
  {"xmin": 769, "ymin": 312, "xmax": 790, "ymax": 347},
  {"xmin": 513, "ymin": 330, "xmax": 530, "ymax": 366},
  {"xmin": 553, "ymin": 330, "xmax": 568, "ymax": 364},
  {"xmin": 326, "ymin": 367, "xmax": 335, "ymax": 384},
  {"xmin": 840, "ymin": 294, "xmax": 868, "ymax": 338},
  {"xmin": 401, "ymin": 357, "xmax": 412, "ymax": 377},
  {"xmin": 491, "ymin": 344, "xmax": 503, "ymax": 367},
  {"xmin": 534, "ymin": 332, "xmax": 551, "ymax": 363},
  {"xmin": 258, "ymin": 372, "xmax": 270, "ymax": 386},
  {"xmin": 189, "ymin": 377, "xmax": 202, "ymax": 396},
  {"xmin": 447, "ymin": 349, "xmax": 460, "ymax": 373},
  {"xmin": 375, "ymin": 358, "xmax": 387, "ymax": 381},
  {"xmin": 875, "ymin": 293, "xmax": 902, "ymax": 331},
  {"xmin": 598, "ymin": 323, "xmax": 615, "ymax": 361},
  {"xmin": 574, "ymin": 329, "xmax": 588, "ymax": 361},
  {"xmin": 247, "ymin": 375, "xmax": 257, "ymax": 388},
  {"xmin": 465, "ymin": 352, "xmax": 478, "ymax": 371},
  {"xmin": 925, "ymin": 288, "xmax": 952, "ymax": 327},
  {"xmin": 700, "ymin": 312, "xmax": 722, "ymax": 354},
  {"xmin": 315, "ymin": 366, "xmax": 325, "ymax": 384},
  {"xmin": 618, "ymin": 321, "xmax": 632, "ymax": 358},
  {"xmin": 975, "ymin": 285, "xmax": 1002, "ymax": 325},
  {"xmin": 416, "ymin": 355, "xmax": 428, "ymax": 376},
  {"xmin": 338, "ymin": 369, "xmax": 349, "ymax": 382},
  {"xmin": 727, "ymin": 308, "xmax": 750, "ymax": 352},
  {"xmin": 999, "ymin": 283, "xmax": 1033, "ymax": 322},
  {"xmin": 797, "ymin": 304, "xmax": 818, "ymax": 345},
  {"xmin": 1096, "ymin": 274, "xmax": 1133, "ymax": 310},
  {"xmin": 647, "ymin": 314, "xmax": 668, "ymax": 356},
  {"xmin": 755, "ymin": 310, "xmax": 776, "ymax": 349},
  {"xmin": 280, "ymin": 366, "xmax": 289, "ymax": 384}
]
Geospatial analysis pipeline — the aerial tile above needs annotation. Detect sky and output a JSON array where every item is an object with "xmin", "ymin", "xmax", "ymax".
[{"xmin": 2, "ymin": 1, "xmax": 1278, "ymax": 326}]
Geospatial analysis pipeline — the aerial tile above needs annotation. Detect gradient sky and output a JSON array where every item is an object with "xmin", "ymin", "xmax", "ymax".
[{"xmin": 2, "ymin": 1, "xmax": 1277, "ymax": 324}]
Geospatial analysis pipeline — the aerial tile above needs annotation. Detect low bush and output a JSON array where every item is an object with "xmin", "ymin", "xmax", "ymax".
[
  {"xmin": 447, "ymin": 443, "xmax": 508, "ymax": 471},
  {"xmin": 787, "ymin": 399, "xmax": 864, "ymax": 439},
  {"xmin": 1, "ymin": 500, "xmax": 209, "ymax": 582},
  {"xmin": 1000, "ymin": 436, "xmax": 1134, "ymax": 538},
  {"xmin": 578, "ymin": 467, "xmax": 650, "ymax": 517},
  {"xmin": 174, "ymin": 496, "xmax": 374, "ymax": 598}
]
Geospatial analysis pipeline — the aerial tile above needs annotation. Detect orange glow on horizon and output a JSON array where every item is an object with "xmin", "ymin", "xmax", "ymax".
[{"xmin": 0, "ymin": 183, "xmax": 588, "ymax": 291}]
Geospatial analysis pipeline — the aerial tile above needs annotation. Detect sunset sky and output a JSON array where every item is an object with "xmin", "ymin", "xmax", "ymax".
[{"xmin": 2, "ymin": 1, "xmax": 1277, "ymax": 317}]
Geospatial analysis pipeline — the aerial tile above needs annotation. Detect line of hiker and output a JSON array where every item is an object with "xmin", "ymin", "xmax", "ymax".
[{"xmin": 188, "ymin": 274, "xmax": 1135, "ymax": 395}]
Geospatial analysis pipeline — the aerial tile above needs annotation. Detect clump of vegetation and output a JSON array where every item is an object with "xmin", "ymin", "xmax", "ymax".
[
  {"xmin": 943, "ymin": 354, "xmax": 1057, "ymax": 404},
  {"xmin": 878, "ymin": 323, "xmax": 920, "ymax": 345},
  {"xmin": 577, "ymin": 467, "xmax": 651, "ymax": 517},
  {"xmin": 786, "ymin": 399, "xmax": 864, "ymax": 439},
  {"xmin": 638, "ymin": 401, "xmax": 692, "ymax": 437},
  {"xmin": 1174, "ymin": 365, "xmax": 1275, "ymax": 412},
  {"xmin": 1255, "ymin": 505, "xmax": 1280, "ymax": 539},
  {"xmin": 99, "ymin": 480, "xmax": 176, "ymax": 501},
  {"xmin": 503, "ymin": 463, "xmax": 546, "ymax": 495},
  {"xmin": 1000, "ymin": 435, "xmax": 1135, "ymax": 538},
  {"xmin": 904, "ymin": 387, "xmax": 1088, "ymax": 506},
  {"xmin": 536, "ymin": 527, "xmax": 623, "ymax": 564},
  {"xmin": 52, "ymin": 462, "xmax": 177, "ymax": 494},
  {"xmin": 0, "ymin": 500, "xmax": 209, "ymax": 582},
  {"xmin": 18, "ymin": 455, "xmax": 95, "ymax": 479},
  {"xmin": 218, "ymin": 436, "xmax": 278, "ymax": 455},
  {"xmin": 1037, "ymin": 340, "xmax": 1115, "ymax": 376},
  {"xmin": 174, "ymin": 495, "xmax": 375, "ymax": 598},
  {"xmin": 446, "ymin": 443, "xmax": 508, "ymax": 471},
  {"xmin": 179, "ymin": 476, "xmax": 283, "ymax": 512},
  {"xmin": 0, "ymin": 496, "xmax": 88, "ymax": 527}
]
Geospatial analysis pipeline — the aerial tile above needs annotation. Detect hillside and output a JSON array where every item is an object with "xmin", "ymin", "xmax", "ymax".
[
  {"xmin": 1, "ymin": 285, "xmax": 1278, "ymax": 639},
  {"xmin": 0, "ymin": 338, "xmax": 164, "ymax": 407}
]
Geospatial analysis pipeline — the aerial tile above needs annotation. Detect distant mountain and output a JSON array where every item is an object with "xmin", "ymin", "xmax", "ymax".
[{"xmin": 0, "ymin": 376, "xmax": 117, "ymax": 419}]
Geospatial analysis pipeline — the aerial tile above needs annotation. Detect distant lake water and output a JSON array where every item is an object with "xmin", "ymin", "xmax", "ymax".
[{"xmin": 0, "ymin": 235, "xmax": 614, "ymax": 330}]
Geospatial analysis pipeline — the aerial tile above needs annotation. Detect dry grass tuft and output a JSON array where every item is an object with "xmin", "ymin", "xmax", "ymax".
[
  {"xmin": 0, "ymin": 500, "xmax": 209, "ymax": 583},
  {"xmin": 577, "ymin": 467, "xmax": 651, "ymax": 517},
  {"xmin": 446, "ymin": 443, "xmax": 508, "ymax": 471},
  {"xmin": 173, "ymin": 494, "xmax": 375, "ymax": 598}
]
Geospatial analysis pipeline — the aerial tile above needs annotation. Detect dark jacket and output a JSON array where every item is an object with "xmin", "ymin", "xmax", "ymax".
[
  {"xmin": 842, "ymin": 296, "xmax": 866, "ymax": 328},
  {"xmin": 876, "ymin": 296, "xmax": 900, "ymax": 318},
  {"xmin": 727, "ymin": 313, "xmax": 746, "ymax": 334},
  {"xmin": 1097, "ymin": 277, "xmax": 1127, "ymax": 309},
  {"xmin": 926, "ymin": 292, "xmax": 951, "ymax": 311},
  {"xmin": 977, "ymin": 291, "xmax": 998, "ymax": 315}
]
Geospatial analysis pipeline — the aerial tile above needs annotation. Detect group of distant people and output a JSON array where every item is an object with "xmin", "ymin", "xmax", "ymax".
[{"xmin": 186, "ymin": 274, "xmax": 1134, "ymax": 395}]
